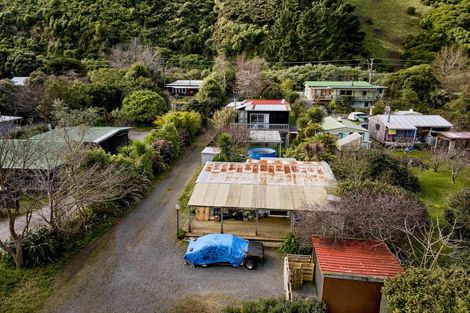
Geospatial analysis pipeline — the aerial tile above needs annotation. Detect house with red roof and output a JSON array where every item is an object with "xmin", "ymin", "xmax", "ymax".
[{"xmin": 312, "ymin": 236, "xmax": 403, "ymax": 313}]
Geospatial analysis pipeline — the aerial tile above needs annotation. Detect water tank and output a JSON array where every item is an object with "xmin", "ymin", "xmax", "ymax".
[{"xmin": 248, "ymin": 147, "xmax": 277, "ymax": 160}]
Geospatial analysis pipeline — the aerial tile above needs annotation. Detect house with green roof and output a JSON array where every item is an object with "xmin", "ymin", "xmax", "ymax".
[
  {"xmin": 304, "ymin": 81, "xmax": 386, "ymax": 109},
  {"xmin": 321, "ymin": 116, "xmax": 369, "ymax": 147},
  {"xmin": 30, "ymin": 126, "xmax": 131, "ymax": 154}
]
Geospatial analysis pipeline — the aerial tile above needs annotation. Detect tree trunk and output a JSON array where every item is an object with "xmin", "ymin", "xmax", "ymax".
[{"xmin": 14, "ymin": 240, "xmax": 24, "ymax": 269}]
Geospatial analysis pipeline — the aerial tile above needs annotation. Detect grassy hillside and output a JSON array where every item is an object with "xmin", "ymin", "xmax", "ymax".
[{"xmin": 348, "ymin": 0, "xmax": 430, "ymax": 59}]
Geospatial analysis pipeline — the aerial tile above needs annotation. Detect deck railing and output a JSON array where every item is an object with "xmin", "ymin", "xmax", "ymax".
[{"xmin": 230, "ymin": 123, "xmax": 290, "ymax": 132}]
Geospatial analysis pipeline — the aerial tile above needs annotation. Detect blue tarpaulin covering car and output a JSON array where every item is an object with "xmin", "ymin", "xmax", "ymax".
[{"xmin": 184, "ymin": 234, "xmax": 250, "ymax": 267}]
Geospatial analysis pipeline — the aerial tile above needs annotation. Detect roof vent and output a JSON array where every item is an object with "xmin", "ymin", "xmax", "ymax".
[
  {"xmin": 281, "ymin": 99, "xmax": 286, "ymax": 104},
  {"xmin": 337, "ymin": 117, "xmax": 343, "ymax": 123},
  {"xmin": 409, "ymin": 109, "xmax": 414, "ymax": 112}
]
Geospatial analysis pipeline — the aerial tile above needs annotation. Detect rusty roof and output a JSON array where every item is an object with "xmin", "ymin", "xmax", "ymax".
[
  {"xmin": 198, "ymin": 159, "xmax": 336, "ymax": 187},
  {"xmin": 312, "ymin": 236, "xmax": 403, "ymax": 281},
  {"xmin": 438, "ymin": 131, "xmax": 470, "ymax": 140},
  {"xmin": 188, "ymin": 160, "xmax": 337, "ymax": 211}
]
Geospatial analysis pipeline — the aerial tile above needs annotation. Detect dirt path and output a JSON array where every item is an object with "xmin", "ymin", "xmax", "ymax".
[{"xmin": 41, "ymin": 134, "xmax": 284, "ymax": 313}]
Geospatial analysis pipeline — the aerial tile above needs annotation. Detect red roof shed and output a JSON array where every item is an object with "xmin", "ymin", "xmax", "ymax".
[{"xmin": 312, "ymin": 236, "xmax": 403, "ymax": 313}]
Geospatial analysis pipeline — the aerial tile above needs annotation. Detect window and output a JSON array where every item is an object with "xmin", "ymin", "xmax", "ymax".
[
  {"xmin": 362, "ymin": 91, "xmax": 367, "ymax": 96},
  {"xmin": 364, "ymin": 102, "xmax": 369, "ymax": 108},
  {"xmin": 375, "ymin": 123, "xmax": 380, "ymax": 131},
  {"xmin": 340, "ymin": 90, "xmax": 353, "ymax": 96},
  {"xmin": 250, "ymin": 114, "xmax": 269, "ymax": 124}
]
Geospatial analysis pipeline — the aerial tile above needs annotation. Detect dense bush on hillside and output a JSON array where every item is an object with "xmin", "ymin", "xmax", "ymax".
[
  {"xmin": 0, "ymin": 0, "xmax": 365, "ymax": 67},
  {"xmin": 404, "ymin": 1, "xmax": 470, "ymax": 62}
]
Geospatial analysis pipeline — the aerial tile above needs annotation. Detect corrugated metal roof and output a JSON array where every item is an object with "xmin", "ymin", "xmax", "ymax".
[
  {"xmin": 197, "ymin": 159, "xmax": 336, "ymax": 187},
  {"xmin": 375, "ymin": 114, "xmax": 453, "ymax": 130},
  {"xmin": 166, "ymin": 80, "xmax": 203, "ymax": 88},
  {"xmin": 249, "ymin": 131, "xmax": 282, "ymax": 143},
  {"xmin": 322, "ymin": 117, "xmax": 368, "ymax": 133},
  {"xmin": 11, "ymin": 77, "xmax": 28, "ymax": 86},
  {"xmin": 305, "ymin": 81, "xmax": 386, "ymax": 89},
  {"xmin": 312, "ymin": 236, "xmax": 403, "ymax": 280},
  {"xmin": 439, "ymin": 131, "xmax": 470, "ymax": 140},
  {"xmin": 0, "ymin": 115, "xmax": 22, "ymax": 123},
  {"xmin": 336, "ymin": 132, "xmax": 362, "ymax": 147},
  {"xmin": 242, "ymin": 99, "xmax": 291, "ymax": 112},
  {"xmin": 30, "ymin": 127, "xmax": 131, "ymax": 144},
  {"xmin": 188, "ymin": 160, "xmax": 337, "ymax": 211}
]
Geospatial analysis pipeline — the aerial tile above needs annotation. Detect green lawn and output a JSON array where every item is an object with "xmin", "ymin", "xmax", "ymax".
[
  {"xmin": 0, "ymin": 262, "xmax": 58, "ymax": 313},
  {"xmin": 391, "ymin": 150, "xmax": 470, "ymax": 219},
  {"xmin": 348, "ymin": 0, "xmax": 430, "ymax": 59}
]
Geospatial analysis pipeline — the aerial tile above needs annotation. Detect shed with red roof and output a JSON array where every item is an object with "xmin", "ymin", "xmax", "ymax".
[{"xmin": 312, "ymin": 236, "xmax": 403, "ymax": 313}]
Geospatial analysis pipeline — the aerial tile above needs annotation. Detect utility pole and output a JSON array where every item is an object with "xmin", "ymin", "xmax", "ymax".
[
  {"xmin": 161, "ymin": 60, "xmax": 167, "ymax": 85},
  {"xmin": 367, "ymin": 58, "xmax": 374, "ymax": 83}
]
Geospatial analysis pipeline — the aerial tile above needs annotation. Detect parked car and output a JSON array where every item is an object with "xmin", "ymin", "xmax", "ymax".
[
  {"xmin": 348, "ymin": 112, "xmax": 369, "ymax": 122},
  {"xmin": 184, "ymin": 234, "xmax": 264, "ymax": 270}
]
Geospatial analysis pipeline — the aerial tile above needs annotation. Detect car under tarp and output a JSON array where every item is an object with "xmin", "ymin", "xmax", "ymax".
[{"xmin": 184, "ymin": 234, "xmax": 249, "ymax": 267}]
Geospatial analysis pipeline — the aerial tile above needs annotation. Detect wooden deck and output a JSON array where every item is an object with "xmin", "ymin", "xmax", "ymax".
[{"xmin": 185, "ymin": 217, "xmax": 291, "ymax": 245}]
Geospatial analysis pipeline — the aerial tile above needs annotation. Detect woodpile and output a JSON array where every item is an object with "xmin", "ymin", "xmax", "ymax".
[{"xmin": 284, "ymin": 254, "xmax": 315, "ymax": 299}]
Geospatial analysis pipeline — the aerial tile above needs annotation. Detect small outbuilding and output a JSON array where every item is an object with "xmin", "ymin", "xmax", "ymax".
[
  {"xmin": 312, "ymin": 236, "xmax": 403, "ymax": 313},
  {"xmin": 336, "ymin": 132, "xmax": 363, "ymax": 152},
  {"xmin": 201, "ymin": 146, "xmax": 221, "ymax": 166},
  {"xmin": 434, "ymin": 131, "xmax": 470, "ymax": 154},
  {"xmin": 322, "ymin": 116, "xmax": 369, "ymax": 147}
]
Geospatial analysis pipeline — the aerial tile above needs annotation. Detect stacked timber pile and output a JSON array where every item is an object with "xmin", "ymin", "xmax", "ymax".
[
  {"xmin": 287, "ymin": 254, "xmax": 314, "ymax": 285},
  {"xmin": 284, "ymin": 254, "xmax": 314, "ymax": 300}
]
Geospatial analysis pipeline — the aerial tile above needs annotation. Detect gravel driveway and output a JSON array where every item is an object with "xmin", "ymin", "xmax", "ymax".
[{"xmin": 42, "ymin": 134, "xmax": 284, "ymax": 313}]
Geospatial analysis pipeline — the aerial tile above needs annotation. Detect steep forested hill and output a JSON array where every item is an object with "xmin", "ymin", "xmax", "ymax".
[
  {"xmin": 0, "ymin": 0, "xmax": 365, "ymax": 63},
  {"xmin": 0, "ymin": 0, "xmax": 468, "ymax": 77}
]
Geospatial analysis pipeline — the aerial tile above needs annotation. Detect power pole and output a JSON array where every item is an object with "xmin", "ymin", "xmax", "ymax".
[{"xmin": 368, "ymin": 58, "xmax": 374, "ymax": 83}]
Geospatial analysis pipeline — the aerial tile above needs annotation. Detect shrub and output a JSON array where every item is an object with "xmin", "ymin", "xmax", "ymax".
[
  {"xmin": 5, "ymin": 227, "xmax": 61, "ymax": 268},
  {"xmin": 278, "ymin": 232, "xmax": 312, "ymax": 255},
  {"xmin": 331, "ymin": 149, "xmax": 420, "ymax": 193},
  {"xmin": 154, "ymin": 122, "xmax": 181, "ymax": 156},
  {"xmin": 152, "ymin": 139, "xmax": 176, "ymax": 165},
  {"xmin": 176, "ymin": 228, "xmax": 186, "ymax": 240},
  {"xmin": 224, "ymin": 298, "xmax": 327, "ymax": 313},
  {"xmin": 116, "ymin": 89, "xmax": 168, "ymax": 125},
  {"xmin": 154, "ymin": 111, "xmax": 202, "ymax": 145},
  {"xmin": 445, "ymin": 188, "xmax": 470, "ymax": 240},
  {"xmin": 407, "ymin": 6, "xmax": 416, "ymax": 15},
  {"xmin": 383, "ymin": 267, "xmax": 470, "ymax": 313}
]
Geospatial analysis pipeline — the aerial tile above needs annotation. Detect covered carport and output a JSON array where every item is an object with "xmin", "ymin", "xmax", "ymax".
[{"xmin": 186, "ymin": 159, "xmax": 337, "ymax": 241}]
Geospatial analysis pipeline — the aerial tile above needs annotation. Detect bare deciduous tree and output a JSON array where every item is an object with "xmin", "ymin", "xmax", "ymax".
[
  {"xmin": 432, "ymin": 45, "xmax": 469, "ymax": 92},
  {"xmin": 431, "ymin": 148, "xmax": 446, "ymax": 172},
  {"xmin": 235, "ymin": 55, "xmax": 266, "ymax": 98},
  {"xmin": 402, "ymin": 218, "xmax": 464, "ymax": 270},
  {"xmin": 448, "ymin": 150, "xmax": 466, "ymax": 184},
  {"xmin": 295, "ymin": 185, "xmax": 428, "ymax": 265},
  {"xmin": 110, "ymin": 38, "xmax": 162, "ymax": 73},
  {"xmin": 33, "ymin": 127, "xmax": 146, "ymax": 236},
  {"xmin": 211, "ymin": 108, "xmax": 237, "ymax": 133},
  {"xmin": 0, "ymin": 138, "xmax": 45, "ymax": 268}
]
